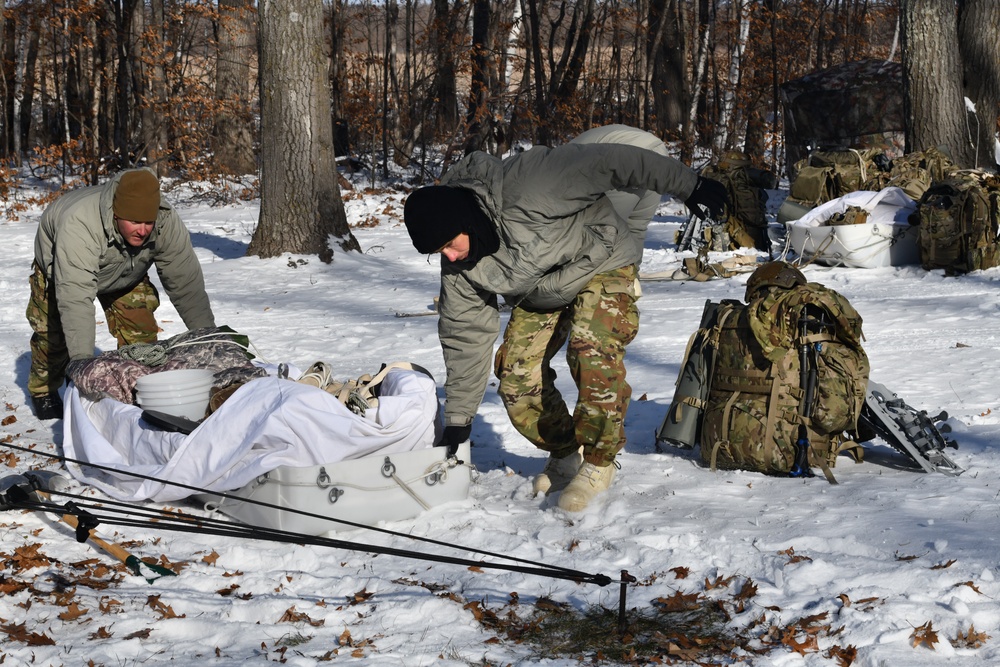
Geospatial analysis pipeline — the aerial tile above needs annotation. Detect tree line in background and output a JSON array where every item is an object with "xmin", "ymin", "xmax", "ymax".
[{"xmin": 0, "ymin": 0, "xmax": 996, "ymax": 259}]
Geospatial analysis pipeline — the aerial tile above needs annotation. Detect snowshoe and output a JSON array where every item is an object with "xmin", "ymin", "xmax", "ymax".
[{"xmin": 858, "ymin": 379, "xmax": 964, "ymax": 476}]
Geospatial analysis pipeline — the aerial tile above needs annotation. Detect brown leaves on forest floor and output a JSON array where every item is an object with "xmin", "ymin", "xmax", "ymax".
[{"xmin": 396, "ymin": 548, "xmax": 993, "ymax": 666}]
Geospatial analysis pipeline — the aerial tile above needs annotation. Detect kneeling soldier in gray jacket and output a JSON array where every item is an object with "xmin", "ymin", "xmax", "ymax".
[
  {"xmin": 403, "ymin": 125, "xmax": 726, "ymax": 511},
  {"xmin": 26, "ymin": 168, "xmax": 216, "ymax": 420}
]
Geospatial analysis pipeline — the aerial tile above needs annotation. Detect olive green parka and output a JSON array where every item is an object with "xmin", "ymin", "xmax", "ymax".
[
  {"xmin": 33, "ymin": 168, "xmax": 215, "ymax": 360},
  {"xmin": 435, "ymin": 139, "xmax": 698, "ymax": 427}
]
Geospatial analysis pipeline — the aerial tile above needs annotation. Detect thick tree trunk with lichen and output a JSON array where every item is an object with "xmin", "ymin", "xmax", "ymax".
[
  {"xmin": 250, "ymin": 0, "xmax": 359, "ymax": 262},
  {"xmin": 900, "ymin": 0, "xmax": 974, "ymax": 167}
]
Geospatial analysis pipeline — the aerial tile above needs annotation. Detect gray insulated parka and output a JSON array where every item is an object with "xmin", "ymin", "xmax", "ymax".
[
  {"xmin": 33, "ymin": 168, "xmax": 216, "ymax": 360},
  {"xmin": 435, "ymin": 141, "xmax": 698, "ymax": 427}
]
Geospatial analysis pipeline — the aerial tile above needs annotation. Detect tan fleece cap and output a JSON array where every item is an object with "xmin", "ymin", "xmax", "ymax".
[{"xmin": 113, "ymin": 170, "xmax": 161, "ymax": 222}]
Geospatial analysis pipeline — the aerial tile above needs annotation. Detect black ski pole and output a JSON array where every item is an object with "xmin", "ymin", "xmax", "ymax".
[{"xmin": 790, "ymin": 310, "xmax": 818, "ymax": 478}]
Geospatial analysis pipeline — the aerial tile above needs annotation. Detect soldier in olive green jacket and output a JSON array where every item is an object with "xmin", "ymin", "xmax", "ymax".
[
  {"xmin": 26, "ymin": 168, "xmax": 216, "ymax": 419},
  {"xmin": 403, "ymin": 126, "xmax": 726, "ymax": 511}
]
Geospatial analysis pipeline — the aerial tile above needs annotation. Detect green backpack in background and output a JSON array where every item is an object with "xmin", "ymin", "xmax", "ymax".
[
  {"xmin": 697, "ymin": 262, "xmax": 870, "ymax": 482},
  {"xmin": 699, "ymin": 151, "xmax": 772, "ymax": 251},
  {"xmin": 917, "ymin": 170, "xmax": 1000, "ymax": 275},
  {"xmin": 788, "ymin": 147, "xmax": 886, "ymax": 207}
]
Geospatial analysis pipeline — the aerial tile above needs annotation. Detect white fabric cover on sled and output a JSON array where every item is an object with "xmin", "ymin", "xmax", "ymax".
[
  {"xmin": 62, "ymin": 367, "xmax": 440, "ymax": 503},
  {"xmin": 786, "ymin": 187, "xmax": 920, "ymax": 268}
]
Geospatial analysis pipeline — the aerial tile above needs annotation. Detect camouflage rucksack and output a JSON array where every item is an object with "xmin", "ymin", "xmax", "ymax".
[
  {"xmin": 917, "ymin": 170, "xmax": 1000, "ymax": 275},
  {"xmin": 788, "ymin": 147, "xmax": 885, "ymax": 207},
  {"xmin": 699, "ymin": 262, "xmax": 870, "ymax": 481},
  {"xmin": 699, "ymin": 151, "xmax": 772, "ymax": 251},
  {"xmin": 863, "ymin": 147, "xmax": 958, "ymax": 201}
]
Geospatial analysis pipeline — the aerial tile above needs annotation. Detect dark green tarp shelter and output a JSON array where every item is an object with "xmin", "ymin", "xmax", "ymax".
[{"xmin": 781, "ymin": 59, "xmax": 905, "ymax": 178}]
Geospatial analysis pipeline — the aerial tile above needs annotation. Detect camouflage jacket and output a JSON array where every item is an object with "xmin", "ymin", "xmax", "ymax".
[
  {"xmin": 33, "ymin": 168, "xmax": 216, "ymax": 360},
  {"xmin": 436, "ymin": 137, "xmax": 698, "ymax": 427}
]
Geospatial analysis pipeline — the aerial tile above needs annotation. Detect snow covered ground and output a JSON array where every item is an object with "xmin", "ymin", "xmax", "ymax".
[{"xmin": 1, "ymin": 172, "xmax": 999, "ymax": 666}]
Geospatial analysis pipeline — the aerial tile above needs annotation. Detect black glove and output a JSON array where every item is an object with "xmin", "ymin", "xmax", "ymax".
[
  {"xmin": 440, "ymin": 424, "xmax": 472, "ymax": 456},
  {"xmin": 684, "ymin": 176, "xmax": 729, "ymax": 221}
]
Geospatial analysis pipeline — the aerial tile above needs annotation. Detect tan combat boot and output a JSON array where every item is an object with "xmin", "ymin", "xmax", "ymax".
[
  {"xmin": 557, "ymin": 461, "xmax": 618, "ymax": 511},
  {"xmin": 532, "ymin": 447, "xmax": 583, "ymax": 496}
]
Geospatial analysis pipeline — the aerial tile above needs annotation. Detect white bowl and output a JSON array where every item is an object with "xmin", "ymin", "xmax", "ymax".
[
  {"xmin": 136, "ymin": 385, "xmax": 213, "ymax": 401},
  {"xmin": 135, "ymin": 369, "xmax": 215, "ymax": 392},
  {"xmin": 137, "ymin": 393, "xmax": 210, "ymax": 421}
]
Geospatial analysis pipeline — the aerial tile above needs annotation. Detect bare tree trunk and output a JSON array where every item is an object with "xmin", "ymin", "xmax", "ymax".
[
  {"xmin": 430, "ymin": 0, "xmax": 462, "ymax": 137},
  {"xmin": 714, "ymin": 0, "xmax": 748, "ymax": 156},
  {"xmin": 214, "ymin": 0, "xmax": 256, "ymax": 176},
  {"xmin": 524, "ymin": 0, "xmax": 548, "ymax": 143},
  {"xmin": 98, "ymin": 6, "xmax": 116, "ymax": 174},
  {"xmin": 382, "ymin": 0, "xmax": 398, "ymax": 175},
  {"xmin": 900, "ymin": 0, "xmax": 975, "ymax": 167},
  {"xmin": 10, "ymin": 12, "xmax": 37, "ymax": 166},
  {"xmin": 957, "ymin": 0, "xmax": 1000, "ymax": 170},
  {"xmin": 682, "ymin": 0, "xmax": 710, "ymax": 164},
  {"xmin": 19, "ymin": 11, "xmax": 39, "ymax": 157},
  {"xmin": 329, "ymin": 0, "xmax": 346, "ymax": 120},
  {"xmin": 552, "ymin": 0, "xmax": 594, "ymax": 103},
  {"xmin": 251, "ymin": 0, "xmax": 359, "ymax": 262},
  {"xmin": 140, "ymin": 0, "xmax": 169, "ymax": 176},
  {"xmin": 649, "ymin": 0, "xmax": 686, "ymax": 140},
  {"xmin": 63, "ymin": 5, "xmax": 97, "ymax": 181},
  {"xmin": 391, "ymin": 0, "xmax": 418, "ymax": 169},
  {"xmin": 107, "ymin": 0, "xmax": 141, "ymax": 166},
  {"xmin": 492, "ymin": 0, "xmax": 521, "ymax": 154},
  {"xmin": 463, "ymin": 0, "xmax": 492, "ymax": 154},
  {"xmin": 0, "ymin": 0, "xmax": 5, "ymax": 158}
]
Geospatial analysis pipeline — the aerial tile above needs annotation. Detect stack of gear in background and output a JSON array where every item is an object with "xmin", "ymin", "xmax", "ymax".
[
  {"xmin": 917, "ymin": 169, "xmax": 1000, "ymax": 275},
  {"xmin": 676, "ymin": 151, "xmax": 776, "ymax": 253},
  {"xmin": 655, "ymin": 261, "xmax": 963, "ymax": 480},
  {"xmin": 780, "ymin": 145, "xmax": 1000, "ymax": 275}
]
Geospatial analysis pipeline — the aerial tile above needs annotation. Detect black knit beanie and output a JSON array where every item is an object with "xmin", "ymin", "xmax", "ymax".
[{"xmin": 404, "ymin": 186, "xmax": 498, "ymax": 261}]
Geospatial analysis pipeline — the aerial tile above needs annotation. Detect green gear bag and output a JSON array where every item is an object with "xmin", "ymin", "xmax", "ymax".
[
  {"xmin": 700, "ymin": 151, "xmax": 771, "ymax": 251},
  {"xmin": 698, "ymin": 268, "xmax": 870, "ymax": 480},
  {"xmin": 788, "ymin": 165, "xmax": 835, "ymax": 206},
  {"xmin": 788, "ymin": 147, "xmax": 886, "ymax": 207},
  {"xmin": 917, "ymin": 170, "xmax": 1000, "ymax": 275}
]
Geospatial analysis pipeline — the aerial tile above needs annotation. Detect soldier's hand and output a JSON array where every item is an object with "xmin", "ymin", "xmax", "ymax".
[
  {"xmin": 684, "ymin": 176, "xmax": 729, "ymax": 221},
  {"xmin": 440, "ymin": 424, "xmax": 472, "ymax": 455}
]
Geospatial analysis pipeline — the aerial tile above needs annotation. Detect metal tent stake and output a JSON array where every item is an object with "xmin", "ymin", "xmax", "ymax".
[{"xmin": 618, "ymin": 570, "xmax": 636, "ymax": 635}]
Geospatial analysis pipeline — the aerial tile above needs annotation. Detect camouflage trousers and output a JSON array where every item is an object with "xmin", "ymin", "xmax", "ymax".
[
  {"xmin": 494, "ymin": 265, "xmax": 640, "ymax": 466},
  {"xmin": 26, "ymin": 263, "xmax": 160, "ymax": 396}
]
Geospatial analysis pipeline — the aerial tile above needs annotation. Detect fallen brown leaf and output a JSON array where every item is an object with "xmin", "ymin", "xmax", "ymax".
[
  {"xmin": 954, "ymin": 581, "xmax": 982, "ymax": 594},
  {"xmin": 277, "ymin": 605, "xmax": 324, "ymax": 627},
  {"xmin": 146, "ymin": 595, "xmax": 185, "ymax": 620},
  {"xmin": 952, "ymin": 623, "xmax": 990, "ymax": 649},
  {"xmin": 826, "ymin": 644, "xmax": 857, "ymax": 666},
  {"xmin": 930, "ymin": 559, "xmax": 956, "ymax": 570},
  {"xmin": 57, "ymin": 603, "xmax": 89, "ymax": 622},
  {"xmin": 911, "ymin": 621, "xmax": 938, "ymax": 649}
]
